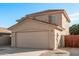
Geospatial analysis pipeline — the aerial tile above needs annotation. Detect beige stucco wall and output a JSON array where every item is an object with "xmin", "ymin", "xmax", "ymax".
[
  {"xmin": 35, "ymin": 15, "xmax": 49, "ymax": 22},
  {"xmin": 61, "ymin": 14, "xmax": 70, "ymax": 35},
  {"xmin": 48, "ymin": 30, "xmax": 55, "ymax": 49},
  {"xmin": 10, "ymin": 19, "xmax": 54, "ymax": 32}
]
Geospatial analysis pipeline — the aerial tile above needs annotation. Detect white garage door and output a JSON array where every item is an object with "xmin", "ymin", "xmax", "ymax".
[{"xmin": 16, "ymin": 31, "xmax": 49, "ymax": 49}]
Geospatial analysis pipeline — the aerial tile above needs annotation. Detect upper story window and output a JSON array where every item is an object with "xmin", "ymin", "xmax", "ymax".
[{"xmin": 50, "ymin": 15, "xmax": 56, "ymax": 24}]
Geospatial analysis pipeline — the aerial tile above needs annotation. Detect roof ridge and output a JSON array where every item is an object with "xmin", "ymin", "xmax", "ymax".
[
  {"xmin": 17, "ymin": 9, "xmax": 65, "ymax": 22},
  {"xmin": 26, "ymin": 9, "xmax": 65, "ymax": 16}
]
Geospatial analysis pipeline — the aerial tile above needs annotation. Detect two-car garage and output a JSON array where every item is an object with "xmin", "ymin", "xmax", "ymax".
[
  {"xmin": 15, "ymin": 31, "xmax": 49, "ymax": 49},
  {"xmin": 10, "ymin": 19, "xmax": 55, "ymax": 49}
]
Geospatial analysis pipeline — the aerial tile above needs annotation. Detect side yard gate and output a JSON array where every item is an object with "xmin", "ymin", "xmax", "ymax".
[{"xmin": 64, "ymin": 35, "xmax": 79, "ymax": 48}]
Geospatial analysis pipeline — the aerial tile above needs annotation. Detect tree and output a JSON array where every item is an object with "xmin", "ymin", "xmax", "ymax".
[{"xmin": 69, "ymin": 24, "xmax": 79, "ymax": 35}]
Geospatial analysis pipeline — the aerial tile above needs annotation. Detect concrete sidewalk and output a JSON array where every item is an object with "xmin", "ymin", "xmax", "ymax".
[{"xmin": 60, "ymin": 48, "xmax": 79, "ymax": 56}]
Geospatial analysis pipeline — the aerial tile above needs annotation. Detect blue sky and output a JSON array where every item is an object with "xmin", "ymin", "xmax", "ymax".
[{"xmin": 0, "ymin": 3, "xmax": 79, "ymax": 28}]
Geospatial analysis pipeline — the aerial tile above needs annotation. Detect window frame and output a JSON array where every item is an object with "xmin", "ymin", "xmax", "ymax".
[{"xmin": 50, "ymin": 15, "xmax": 57, "ymax": 24}]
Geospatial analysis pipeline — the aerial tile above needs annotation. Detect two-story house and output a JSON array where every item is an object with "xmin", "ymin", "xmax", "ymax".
[{"xmin": 8, "ymin": 9, "xmax": 70, "ymax": 50}]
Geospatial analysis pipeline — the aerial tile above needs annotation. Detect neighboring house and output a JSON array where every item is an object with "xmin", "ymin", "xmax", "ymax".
[
  {"xmin": 0, "ymin": 28, "xmax": 11, "ymax": 46},
  {"xmin": 8, "ymin": 9, "xmax": 70, "ymax": 50}
]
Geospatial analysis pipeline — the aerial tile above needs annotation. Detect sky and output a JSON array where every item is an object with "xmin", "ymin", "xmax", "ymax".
[{"xmin": 0, "ymin": 3, "xmax": 79, "ymax": 28}]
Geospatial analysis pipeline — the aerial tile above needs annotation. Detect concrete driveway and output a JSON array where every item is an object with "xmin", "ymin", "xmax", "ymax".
[
  {"xmin": 60, "ymin": 48, "xmax": 79, "ymax": 56},
  {"xmin": 0, "ymin": 46, "xmax": 79, "ymax": 56},
  {"xmin": 0, "ymin": 46, "xmax": 48, "ymax": 56}
]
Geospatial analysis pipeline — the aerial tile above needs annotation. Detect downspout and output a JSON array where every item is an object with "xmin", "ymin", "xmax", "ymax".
[
  {"xmin": 48, "ymin": 26, "xmax": 50, "ymax": 50},
  {"xmin": 15, "ymin": 32, "xmax": 17, "ymax": 47}
]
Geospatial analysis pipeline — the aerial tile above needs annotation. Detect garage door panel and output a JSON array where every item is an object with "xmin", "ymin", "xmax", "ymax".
[{"xmin": 16, "ymin": 31, "xmax": 48, "ymax": 48}]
